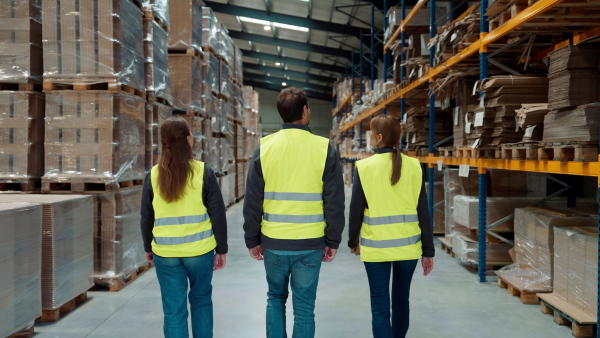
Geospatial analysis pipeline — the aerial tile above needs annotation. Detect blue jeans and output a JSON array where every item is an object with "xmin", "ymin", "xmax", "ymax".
[
  {"xmin": 264, "ymin": 249, "xmax": 323, "ymax": 338},
  {"xmin": 364, "ymin": 259, "xmax": 419, "ymax": 338},
  {"xmin": 154, "ymin": 251, "xmax": 214, "ymax": 338}
]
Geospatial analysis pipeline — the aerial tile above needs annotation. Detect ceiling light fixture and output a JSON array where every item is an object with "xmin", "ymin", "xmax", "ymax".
[
  {"xmin": 239, "ymin": 17, "xmax": 271, "ymax": 26},
  {"xmin": 275, "ymin": 62, "xmax": 281, "ymax": 66},
  {"xmin": 264, "ymin": 25, "xmax": 271, "ymax": 30},
  {"xmin": 273, "ymin": 22, "xmax": 309, "ymax": 32},
  {"xmin": 239, "ymin": 16, "xmax": 308, "ymax": 32},
  {"xmin": 282, "ymin": 82, "xmax": 287, "ymax": 86}
]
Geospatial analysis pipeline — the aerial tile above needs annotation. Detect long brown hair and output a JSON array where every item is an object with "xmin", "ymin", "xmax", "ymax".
[
  {"xmin": 370, "ymin": 115, "xmax": 402, "ymax": 186},
  {"xmin": 158, "ymin": 116, "xmax": 194, "ymax": 203}
]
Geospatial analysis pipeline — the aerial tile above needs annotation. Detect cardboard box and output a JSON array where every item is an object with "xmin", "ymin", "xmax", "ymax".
[
  {"xmin": 168, "ymin": 0, "xmax": 202, "ymax": 51},
  {"xmin": 201, "ymin": 7, "xmax": 218, "ymax": 52},
  {"xmin": 144, "ymin": 18, "xmax": 171, "ymax": 102},
  {"xmin": 169, "ymin": 54, "xmax": 203, "ymax": 112}
]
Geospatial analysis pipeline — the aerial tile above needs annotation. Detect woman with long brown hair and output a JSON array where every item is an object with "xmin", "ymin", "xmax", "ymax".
[
  {"xmin": 140, "ymin": 116, "xmax": 227, "ymax": 338},
  {"xmin": 348, "ymin": 115, "xmax": 435, "ymax": 338}
]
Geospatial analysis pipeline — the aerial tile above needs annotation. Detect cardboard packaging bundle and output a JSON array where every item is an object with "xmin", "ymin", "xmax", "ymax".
[
  {"xmin": 384, "ymin": 6, "xmax": 444, "ymax": 42},
  {"xmin": 142, "ymin": 0, "xmax": 170, "ymax": 32},
  {"xmin": 42, "ymin": 0, "xmax": 145, "ymax": 91},
  {"xmin": 553, "ymin": 226, "xmax": 598, "ymax": 318},
  {"xmin": 219, "ymin": 59, "xmax": 232, "ymax": 100},
  {"xmin": 0, "ymin": 203, "xmax": 41, "ymax": 338},
  {"xmin": 43, "ymin": 91, "xmax": 146, "ymax": 183},
  {"xmin": 168, "ymin": 0, "xmax": 202, "ymax": 52},
  {"xmin": 405, "ymin": 106, "xmax": 452, "ymax": 149},
  {"xmin": 168, "ymin": 54, "xmax": 203, "ymax": 112},
  {"xmin": 516, "ymin": 104, "xmax": 549, "ymax": 142},
  {"xmin": 219, "ymin": 174, "xmax": 235, "ymax": 206},
  {"xmin": 234, "ymin": 124, "xmax": 246, "ymax": 160},
  {"xmin": 201, "ymin": 7, "xmax": 218, "ymax": 53},
  {"xmin": 233, "ymin": 45, "xmax": 243, "ymax": 85},
  {"xmin": 0, "ymin": 0, "xmax": 42, "ymax": 84},
  {"xmin": 145, "ymin": 101, "xmax": 173, "ymax": 171},
  {"xmin": 0, "ymin": 195, "xmax": 95, "ymax": 310},
  {"xmin": 235, "ymin": 162, "xmax": 245, "ymax": 200},
  {"xmin": 496, "ymin": 207, "xmax": 595, "ymax": 292},
  {"xmin": 217, "ymin": 23, "xmax": 234, "ymax": 66},
  {"xmin": 144, "ymin": 18, "xmax": 172, "ymax": 103},
  {"xmin": 0, "ymin": 91, "xmax": 44, "ymax": 181},
  {"xmin": 429, "ymin": 12, "xmax": 479, "ymax": 67},
  {"xmin": 542, "ymin": 103, "xmax": 600, "ymax": 144},
  {"xmin": 452, "ymin": 79, "xmax": 479, "ymax": 147},
  {"xmin": 452, "ymin": 234, "xmax": 512, "ymax": 265},
  {"xmin": 203, "ymin": 52, "xmax": 220, "ymax": 99},
  {"xmin": 547, "ymin": 44, "xmax": 600, "ymax": 110},
  {"xmin": 425, "ymin": 181, "xmax": 445, "ymax": 234},
  {"xmin": 93, "ymin": 186, "xmax": 146, "ymax": 283}
]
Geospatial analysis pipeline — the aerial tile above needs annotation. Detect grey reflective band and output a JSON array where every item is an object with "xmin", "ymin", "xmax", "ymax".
[
  {"xmin": 263, "ymin": 213, "xmax": 325, "ymax": 223},
  {"xmin": 363, "ymin": 214, "xmax": 419, "ymax": 226},
  {"xmin": 155, "ymin": 213, "xmax": 210, "ymax": 226},
  {"xmin": 264, "ymin": 192, "xmax": 323, "ymax": 202},
  {"xmin": 360, "ymin": 234, "xmax": 421, "ymax": 248},
  {"xmin": 154, "ymin": 229, "xmax": 214, "ymax": 245}
]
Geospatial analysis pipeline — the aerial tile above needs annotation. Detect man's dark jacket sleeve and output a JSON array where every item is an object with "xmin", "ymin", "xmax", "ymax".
[
  {"xmin": 242, "ymin": 147, "xmax": 264, "ymax": 249},
  {"xmin": 140, "ymin": 165, "xmax": 228, "ymax": 255}
]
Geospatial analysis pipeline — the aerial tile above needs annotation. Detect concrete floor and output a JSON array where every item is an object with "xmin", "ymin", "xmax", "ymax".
[{"xmin": 35, "ymin": 188, "xmax": 573, "ymax": 338}]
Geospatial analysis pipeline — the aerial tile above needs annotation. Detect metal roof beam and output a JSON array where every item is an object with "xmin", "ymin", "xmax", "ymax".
[
  {"xmin": 243, "ymin": 63, "xmax": 337, "ymax": 84},
  {"xmin": 244, "ymin": 79, "xmax": 331, "ymax": 101},
  {"xmin": 230, "ymin": 31, "xmax": 352, "ymax": 61},
  {"xmin": 243, "ymin": 72, "xmax": 332, "ymax": 92},
  {"xmin": 244, "ymin": 50, "xmax": 346, "ymax": 73},
  {"xmin": 204, "ymin": 1, "xmax": 370, "ymax": 37}
]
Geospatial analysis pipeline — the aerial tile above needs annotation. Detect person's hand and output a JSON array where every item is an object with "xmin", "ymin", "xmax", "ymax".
[
  {"xmin": 350, "ymin": 247, "xmax": 360, "ymax": 256},
  {"xmin": 322, "ymin": 246, "xmax": 337, "ymax": 262},
  {"xmin": 249, "ymin": 245, "xmax": 264, "ymax": 261},
  {"xmin": 214, "ymin": 254, "xmax": 226, "ymax": 271},
  {"xmin": 422, "ymin": 257, "xmax": 434, "ymax": 276},
  {"xmin": 145, "ymin": 252, "xmax": 154, "ymax": 264}
]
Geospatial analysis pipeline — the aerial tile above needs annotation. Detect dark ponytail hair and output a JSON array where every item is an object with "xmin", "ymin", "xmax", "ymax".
[
  {"xmin": 158, "ymin": 116, "xmax": 194, "ymax": 203},
  {"xmin": 370, "ymin": 115, "xmax": 403, "ymax": 186}
]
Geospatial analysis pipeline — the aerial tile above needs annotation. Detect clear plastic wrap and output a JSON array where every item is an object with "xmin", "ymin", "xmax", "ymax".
[
  {"xmin": 0, "ymin": 203, "xmax": 42, "ymax": 338},
  {"xmin": 168, "ymin": 0, "xmax": 203, "ymax": 51},
  {"xmin": 553, "ymin": 226, "xmax": 598, "ymax": 318},
  {"xmin": 205, "ymin": 133, "xmax": 222, "ymax": 175},
  {"xmin": 0, "ymin": 91, "xmax": 44, "ymax": 180},
  {"xmin": 169, "ymin": 54, "xmax": 203, "ymax": 112},
  {"xmin": 219, "ymin": 174, "xmax": 235, "ymax": 206},
  {"xmin": 217, "ymin": 23, "xmax": 234, "ymax": 66},
  {"xmin": 43, "ymin": 91, "xmax": 146, "ymax": 183},
  {"xmin": 204, "ymin": 93, "xmax": 220, "ymax": 119},
  {"xmin": 497, "ymin": 207, "xmax": 595, "ymax": 292},
  {"xmin": 452, "ymin": 233, "xmax": 513, "ymax": 266},
  {"xmin": 245, "ymin": 130, "xmax": 259, "ymax": 159},
  {"xmin": 42, "ymin": 0, "xmax": 145, "ymax": 92},
  {"xmin": 234, "ymin": 123, "xmax": 246, "ymax": 160},
  {"xmin": 424, "ymin": 180, "xmax": 445, "ymax": 234},
  {"xmin": 0, "ymin": 0, "xmax": 42, "ymax": 83},
  {"xmin": 235, "ymin": 162, "xmax": 245, "ymax": 199},
  {"xmin": 220, "ymin": 137, "xmax": 235, "ymax": 174},
  {"xmin": 145, "ymin": 101, "xmax": 173, "ymax": 171},
  {"xmin": 144, "ymin": 18, "xmax": 172, "ymax": 103},
  {"xmin": 93, "ymin": 186, "xmax": 147, "ymax": 285},
  {"xmin": 234, "ymin": 45, "xmax": 243, "ymax": 85},
  {"xmin": 203, "ymin": 52, "xmax": 220, "ymax": 98},
  {"xmin": 201, "ymin": 6, "xmax": 218, "ymax": 52},
  {"xmin": 142, "ymin": 0, "xmax": 170, "ymax": 31},
  {"xmin": 0, "ymin": 195, "xmax": 94, "ymax": 310},
  {"xmin": 219, "ymin": 60, "xmax": 232, "ymax": 99}
]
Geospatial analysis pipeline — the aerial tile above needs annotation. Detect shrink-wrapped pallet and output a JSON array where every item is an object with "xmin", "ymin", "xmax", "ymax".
[
  {"xmin": 145, "ymin": 101, "xmax": 173, "ymax": 171},
  {"xmin": 0, "ymin": 91, "xmax": 44, "ymax": 182},
  {"xmin": 203, "ymin": 52, "xmax": 219, "ymax": 98},
  {"xmin": 235, "ymin": 162, "xmax": 245, "ymax": 199},
  {"xmin": 169, "ymin": 54, "xmax": 202, "ymax": 112},
  {"xmin": 144, "ymin": 18, "xmax": 172, "ymax": 103},
  {"xmin": 0, "ymin": 0, "xmax": 42, "ymax": 83},
  {"xmin": 234, "ymin": 123, "xmax": 246, "ymax": 160},
  {"xmin": 168, "ymin": 0, "xmax": 203, "ymax": 52},
  {"xmin": 0, "ymin": 195, "xmax": 95, "ymax": 310},
  {"xmin": 219, "ymin": 59, "xmax": 232, "ymax": 99},
  {"xmin": 43, "ymin": 91, "xmax": 146, "ymax": 184},
  {"xmin": 0, "ymin": 203, "xmax": 41, "ymax": 337},
  {"xmin": 452, "ymin": 234, "xmax": 512, "ymax": 266},
  {"xmin": 42, "ymin": 0, "xmax": 145, "ymax": 91},
  {"xmin": 217, "ymin": 23, "xmax": 234, "ymax": 66},
  {"xmin": 142, "ymin": 0, "xmax": 170, "ymax": 31},
  {"xmin": 201, "ymin": 7, "xmax": 218, "ymax": 53}
]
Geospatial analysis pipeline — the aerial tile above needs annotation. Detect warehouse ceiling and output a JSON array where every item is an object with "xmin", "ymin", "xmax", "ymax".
[{"xmin": 205, "ymin": 0, "xmax": 393, "ymax": 100}]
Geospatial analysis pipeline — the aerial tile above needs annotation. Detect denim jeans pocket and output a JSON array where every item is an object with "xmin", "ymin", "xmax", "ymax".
[
  {"xmin": 299, "ymin": 251, "xmax": 321, "ymax": 268},
  {"xmin": 265, "ymin": 251, "xmax": 282, "ymax": 267}
]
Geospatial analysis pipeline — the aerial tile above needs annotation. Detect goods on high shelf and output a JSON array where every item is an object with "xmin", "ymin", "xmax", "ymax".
[
  {"xmin": 384, "ymin": 6, "xmax": 446, "ymax": 43},
  {"xmin": 428, "ymin": 11, "xmax": 480, "ymax": 68},
  {"xmin": 405, "ymin": 106, "xmax": 452, "ymax": 151}
]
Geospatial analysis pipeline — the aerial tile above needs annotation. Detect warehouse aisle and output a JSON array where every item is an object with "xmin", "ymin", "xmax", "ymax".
[{"xmin": 36, "ymin": 188, "xmax": 572, "ymax": 338}]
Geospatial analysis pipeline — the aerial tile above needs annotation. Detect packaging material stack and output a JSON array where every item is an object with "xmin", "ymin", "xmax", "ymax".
[
  {"xmin": 0, "ymin": 203, "xmax": 42, "ymax": 337},
  {"xmin": 243, "ymin": 86, "xmax": 260, "ymax": 159},
  {"xmin": 41, "ymin": 0, "xmax": 148, "ymax": 290},
  {"xmin": 429, "ymin": 12, "xmax": 479, "ymax": 67},
  {"xmin": 0, "ymin": 1, "xmax": 44, "ymax": 191},
  {"xmin": 0, "ymin": 195, "xmax": 94, "ymax": 318},
  {"xmin": 444, "ymin": 169, "xmax": 478, "ymax": 236},
  {"xmin": 425, "ymin": 179, "xmax": 445, "ymax": 234},
  {"xmin": 516, "ymin": 104, "xmax": 549, "ymax": 142},
  {"xmin": 496, "ymin": 207, "xmax": 595, "ymax": 296},
  {"xmin": 405, "ymin": 106, "xmax": 452, "ymax": 153},
  {"xmin": 453, "ymin": 79, "xmax": 479, "ymax": 147},
  {"xmin": 384, "ymin": 6, "xmax": 436, "ymax": 42}
]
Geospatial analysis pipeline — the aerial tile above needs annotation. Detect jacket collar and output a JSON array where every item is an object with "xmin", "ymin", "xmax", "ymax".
[
  {"xmin": 376, "ymin": 147, "xmax": 395, "ymax": 154},
  {"xmin": 282, "ymin": 123, "xmax": 312, "ymax": 133}
]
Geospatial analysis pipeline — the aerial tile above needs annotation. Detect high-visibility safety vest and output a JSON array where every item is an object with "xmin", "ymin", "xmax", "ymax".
[
  {"xmin": 260, "ymin": 128, "xmax": 329, "ymax": 240},
  {"xmin": 150, "ymin": 160, "xmax": 216, "ymax": 257},
  {"xmin": 356, "ymin": 153, "xmax": 423, "ymax": 262}
]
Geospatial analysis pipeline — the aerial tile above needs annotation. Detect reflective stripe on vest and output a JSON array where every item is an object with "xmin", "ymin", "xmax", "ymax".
[
  {"xmin": 150, "ymin": 160, "xmax": 217, "ymax": 257},
  {"xmin": 356, "ymin": 153, "xmax": 423, "ymax": 262},
  {"xmin": 260, "ymin": 129, "xmax": 329, "ymax": 240}
]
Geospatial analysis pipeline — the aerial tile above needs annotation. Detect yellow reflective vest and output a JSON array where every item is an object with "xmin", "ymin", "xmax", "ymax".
[
  {"xmin": 260, "ymin": 128, "xmax": 329, "ymax": 240},
  {"xmin": 356, "ymin": 153, "xmax": 423, "ymax": 262},
  {"xmin": 150, "ymin": 160, "xmax": 217, "ymax": 257}
]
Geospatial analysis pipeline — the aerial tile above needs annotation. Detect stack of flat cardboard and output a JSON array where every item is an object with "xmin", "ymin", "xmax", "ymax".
[
  {"xmin": 201, "ymin": 6, "xmax": 218, "ymax": 53},
  {"xmin": 0, "ymin": 0, "xmax": 42, "ymax": 84},
  {"xmin": 145, "ymin": 101, "xmax": 173, "ymax": 171},
  {"xmin": 168, "ymin": 0, "xmax": 202, "ymax": 52},
  {"xmin": 430, "ymin": 12, "xmax": 480, "ymax": 67},
  {"xmin": 543, "ymin": 103, "xmax": 600, "ymax": 143},
  {"xmin": 465, "ymin": 106, "xmax": 495, "ymax": 147},
  {"xmin": 0, "ymin": 92, "xmax": 44, "ymax": 182},
  {"xmin": 516, "ymin": 104, "xmax": 549, "ymax": 142},
  {"xmin": 0, "ymin": 203, "xmax": 41, "ymax": 337},
  {"xmin": 168, "ymin": 54, "xmax": 203, "ymax": 112},
  {"xmin": 143, "ymin": 14, "xmax": 172, "ymax": 103},
  {"xmin": 405, "ymin": 107, "xmax": 452, "ymax": 149}
]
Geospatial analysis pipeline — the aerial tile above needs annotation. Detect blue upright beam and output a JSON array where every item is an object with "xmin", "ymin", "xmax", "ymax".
[
  {"xmin": 428, "ymin": 0, "xmax": 437, "ymax": 229},
  {"xmin": 478, "ymin": 0, "xmax": 489, "ymax": 283},
  {"xmin": 383, "ymin": 0, "xmax": 388, "ymax": 115},
  {"xmin": 352, "ymin": 50, "xmax": 356, "ymax": 102},
  {"xmin": 360, "ymin": 33, "xmax": 364, "ymax": 104},
  {"xmin": 400, "ymin": 0, "xmax": 406, "ymax": 147},
  {"xmin": 371, "ymin": 5, "xmax": 376, "ymax": 90}
]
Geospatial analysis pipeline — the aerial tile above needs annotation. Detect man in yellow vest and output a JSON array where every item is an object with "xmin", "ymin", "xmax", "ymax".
[{"xmin": 243, "ymin": 87, "xmax": 345, "ymax": 338}]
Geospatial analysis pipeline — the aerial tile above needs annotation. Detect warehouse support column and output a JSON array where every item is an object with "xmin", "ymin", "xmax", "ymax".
[
  {"xmin": 371, "ymin": 5, "xmax": 375, "ymax": 90},
  {"xmin": 360, "ymin": 33, "xmax": 364, "ymax": 104},
  {"xmin": 400, "ymin": 1, "xmax": 406, "ymax": 147},
  {"xmin": 478, "ymin": 0, "xmax": 489, "ymax": 283},
  {"xmin": 428, "ymin": 0, "xmax": 437, "ymax": 229},
  {"xmin": 383, "ymin": 0, "xmax": 388, "ymax": 115}
]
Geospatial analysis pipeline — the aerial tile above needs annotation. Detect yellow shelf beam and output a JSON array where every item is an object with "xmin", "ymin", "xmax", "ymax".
[
  {"xmin": 341, "ymin": 0, "xmax": 566, "ymax": 133},
  {"xmin": 383, "ymin": 0, "xmax": 428, "ymax": 54},
  {"xmin": 453, "ymin": 3, "xmax": 480, "ymax": 23},
  {"xmin": 529, "ymin": 25, "xmax": 600, "ymax": 63},
  {"xmin": 332, "ymin": 94, "xmax": 352, "ymax": 117}
]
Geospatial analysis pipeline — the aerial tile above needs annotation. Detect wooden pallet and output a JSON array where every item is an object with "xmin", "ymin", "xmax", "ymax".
[
  {"xmin": 93, "ymin": 264, "xmax": 151, "ymax": 292},
  {"xmin": 538, "ymin": 293, "xmax": 596, "ymax": 338},
  {"xmin": 538, "ymin": 143, "xmax": 598, "ymax": 162},
  {"xmin": 42, "ymin": 80, "xmax": 146, "ymax": 99},
  {"xmin": 500, "ymin": 143, "xmax": 539, "ymax": 160},
  {"xmin": 496, "ymin": 275, "xmax": 549, "ymax": 305},
  {"xmin": 455, "ymin": 146, "xmax": 498, "ymax": 159},
  {"xmin": 439, "ymin": 237, "xmax": 455, "ymax": 258},
  {"xmin": 6, "ymin": 325, "xmax": 34, "ymax": 338},
  {"xmin": 0, "ymin": 178, "xmax": 39, "ymax": 192},
  {"xmin": 439, "ymin": 146, "xmax": 455, "ymax": 158},
  {"xmin": 0, "ymin": 80, "xmax": 40, "ymax": 92},
  {"xmin": 37, "ymin": 292, "xmax": 88, "ymax": 322},
  {"xmin": 41, "ymin": 178, "xmax": 144, "ymax": 193},
  {"xmin": 169, "ymin": 46, "xmax": 204, "ymax": 58},
  {"xmin": 147, "ymin": 91, "xmax": 173, "ymax": 107},
  {"xmin": 143, "ymin": 8, "xmax": 169, "ymax": 32}
]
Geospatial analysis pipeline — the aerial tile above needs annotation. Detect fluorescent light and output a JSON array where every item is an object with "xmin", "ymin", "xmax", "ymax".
[
  {"xmin": 264, "ymin": 25, "xmax": 271, "ymax": 30},
  {"xmin": 239, "ymin": 16, "xmax": 308, "ymax": 32},
  {"xmin": 275, "ymin": 62, "xmax": 281, "ymax": 66},
  {"xmin": 282, "ymin": 82, "xmax": 287, "ymax": 86},
  {"xmin": 273, "ymin": 22, "xmax": 308, "ymax": 32},
  {"xmin": 239, "ymin": 17, "xmax": 271, "ymax": 26}
]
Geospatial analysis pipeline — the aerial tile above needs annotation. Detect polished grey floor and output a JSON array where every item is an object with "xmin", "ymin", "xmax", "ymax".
[{"xmin": 36, "ymin": 188, "xmax": 572, "ymax": 337}]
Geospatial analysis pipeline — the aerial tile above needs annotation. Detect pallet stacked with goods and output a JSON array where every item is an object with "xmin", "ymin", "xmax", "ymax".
[{"xmin": 331, "ymin": 2, "xmax": 600, "ymax": 336}]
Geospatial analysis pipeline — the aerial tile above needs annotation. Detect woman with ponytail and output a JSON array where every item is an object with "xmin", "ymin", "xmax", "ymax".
[
  {"xmin": 140, "ymin": 116, "xmax": 227, "ymax": 338},
  {"xmin": 348, "ymin": 115, "xmax": 434, "ymax": 338}
]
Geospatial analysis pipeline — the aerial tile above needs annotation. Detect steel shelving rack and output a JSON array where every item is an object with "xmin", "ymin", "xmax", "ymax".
[{"xmin": 334, "ymin": 0, "xmax": 600, "ymax": 334}]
